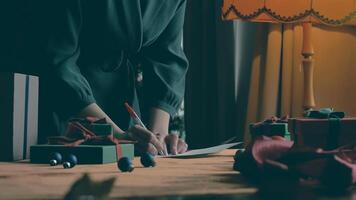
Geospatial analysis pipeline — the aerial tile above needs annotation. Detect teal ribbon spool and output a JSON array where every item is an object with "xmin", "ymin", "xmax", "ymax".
[{"xmin": 304, "ymin": 108, "xmax": 345, "ymax": 150}]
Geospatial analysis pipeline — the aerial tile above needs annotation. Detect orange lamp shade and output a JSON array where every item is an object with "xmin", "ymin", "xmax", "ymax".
[{"xmin": 222, "ymin": 0, "xmax": 356, "ymax": 26}]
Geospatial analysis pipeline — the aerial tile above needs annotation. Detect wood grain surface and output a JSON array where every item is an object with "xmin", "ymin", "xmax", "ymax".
[{"xmin": 0, "ymin": 150, "xmax": 256, "ymax": 200}]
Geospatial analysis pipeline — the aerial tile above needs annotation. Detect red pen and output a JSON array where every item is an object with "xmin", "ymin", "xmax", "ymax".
[
  {"xmin": 124, "ymin": 102, "xmax": 147, "ymax": 129},
  {"xmin": 124, "ymin": 102, "xmax": 166, "ymax": 155}
]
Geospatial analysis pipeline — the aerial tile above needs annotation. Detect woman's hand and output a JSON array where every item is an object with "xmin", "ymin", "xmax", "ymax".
[
  {"xmin": 148, "ymin": 108, "xmax": 188, "ymax": 155},
  {"xmin": 125, "ymin": 125, "xmax": 165, "ymax": 155},
  {"xmin": 162, "ymin": 133, "xmax": 188, "ymax": 155},
  {"xmin": 123, "ymin": 126, "xmax": 188, "ymax": 156},
  {"xmin": 153, "ymin": 132, "xmax": 189, "ymax": 155},
  {"xmin": 79, "ymin": 103, "xmax": 188, "ymax": 155}
]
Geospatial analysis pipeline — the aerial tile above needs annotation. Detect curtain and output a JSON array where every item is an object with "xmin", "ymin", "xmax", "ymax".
[
  {"xmin": 183, "ymin": 0, "xmax": 259, "ymax": 148},
  {"xmin": 244, "ymin": 24, "xmax": 283, "ymax": 142}
]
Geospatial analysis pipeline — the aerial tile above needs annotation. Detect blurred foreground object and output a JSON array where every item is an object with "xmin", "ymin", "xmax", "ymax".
[{"xmin": 64, "ymin": 173, "xmax": 115, "ymax": 200}]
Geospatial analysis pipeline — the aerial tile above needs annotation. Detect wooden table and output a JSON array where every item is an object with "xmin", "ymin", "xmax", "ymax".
[{"xmin": 0, "ymin": 150, "xmax": 355, "ymax": 200}]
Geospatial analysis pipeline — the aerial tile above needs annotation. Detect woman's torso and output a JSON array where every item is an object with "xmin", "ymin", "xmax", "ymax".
[{"xmin": 75, "ymin": 0, "xmax": 182, "ymax": 130}]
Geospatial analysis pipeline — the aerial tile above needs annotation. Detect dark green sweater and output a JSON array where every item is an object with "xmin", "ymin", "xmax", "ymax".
[{"xmin": 36, "ymin": 0, "xmax": 188, "ymax": 136}]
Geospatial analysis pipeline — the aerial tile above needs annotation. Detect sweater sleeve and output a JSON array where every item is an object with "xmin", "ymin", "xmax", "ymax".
[
  {"xmin": 42, "ymin": 0, "xmax": 95, "ymax": 119},
  {"xmin": 140, "ymin": 0, "xmax": 189, "ymax": 117}
]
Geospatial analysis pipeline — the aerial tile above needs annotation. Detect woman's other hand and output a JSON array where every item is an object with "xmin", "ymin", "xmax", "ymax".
[{"xmin": 164, "ymin": 133, "xmax": 188, "ymax": 155}]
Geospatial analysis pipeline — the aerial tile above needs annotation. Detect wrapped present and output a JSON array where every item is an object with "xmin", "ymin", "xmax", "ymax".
[
  {"xmin": 48, "ymin": 117, "xmax": 130, "ymax": 146},
  {"xmin": 69, "ymin": 118, "xmax": 113, "ymax": 136},
  {"xmin": 31, "ymin": 117, "xmax": 136, "ymax": 164},
  {"xmin": 85, "ymin": 124, "xmax": 113, "ymax": 136},
  {"xmin": 0, "ymin": 73, "xmax": 39, "ymax": 161},
  {"xmin": 250, "ymin": 116, "xmax": 290, "ymax": 140},
  {"xmin": 30, "ymin": 144, "xmax": 134, "ymax": 164},
  {"xmin": 288, "ymin": 108, "xmax": 356, "ymax": 150}
]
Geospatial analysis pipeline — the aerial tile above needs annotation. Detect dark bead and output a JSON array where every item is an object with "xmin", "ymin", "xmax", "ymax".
[
  {"xmin": 233, "ymin": 161, "xmax": 241, "ymax": 171},
  {"xmin": 49, "ymin": 152, "xmax": 62, "ymax": 166},
  {"xmin": 63, "ymin": 162, "xmax": 72, "ymax": 169},
  {"xmin": 234, "ymin": 149, "xmax": 246, "ymax": 171},
  {"xmin": 234, "ymin": 149, "xmax": 245, "ymax": 162},
  {"xmin": 67, "ymin": 154, "xmax": 78, "ymax": 165},
  {"xmin": 63, "ymin": 154, "xmax": 78, "ymax": 169},
  {"xmin": 49, "ymin": 159, "xmax": 58, "ymax": 166},
  {"xmin": 117, "ymin": 157, "xmax": 134, "ymax": 172},
  {"xmin": 140, "ymin": 152, "xmax": 156, "ymax": 168}
]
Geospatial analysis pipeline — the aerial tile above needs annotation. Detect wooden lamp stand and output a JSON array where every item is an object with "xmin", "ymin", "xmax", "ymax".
[{"xmin": 302, "ymin": 22, "xmax": 316, "ymax": 110}]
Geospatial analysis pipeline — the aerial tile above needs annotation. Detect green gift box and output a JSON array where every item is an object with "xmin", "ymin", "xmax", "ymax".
[
  {"xmin": 84, "ymin": 123, "xmax": 113, "ymax": 136},
  {"xmin": 30, "ymin": 144, "xmax": 134, "ymax": 164},
  {"xmin": 250, "ymin": 123, "xmax": 289, "ymax": 139}
]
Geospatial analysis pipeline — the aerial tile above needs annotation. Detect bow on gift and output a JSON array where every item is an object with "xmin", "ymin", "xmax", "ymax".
[
  {"xmin": 304, "ymin": 108, "xmax": 345, "ymax": 119},
  {"xmin": 47, "ymin": 117, "xmax": 134, "ymax": 146},
  {"xmin": 263, "ymin": 116, "xmax": 289, "ymax": 124}
]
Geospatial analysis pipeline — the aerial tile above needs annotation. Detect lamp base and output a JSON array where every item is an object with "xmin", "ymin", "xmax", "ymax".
[{"xmin": 302, "ymin": 22, "xmax": 316, "ymax": 110}]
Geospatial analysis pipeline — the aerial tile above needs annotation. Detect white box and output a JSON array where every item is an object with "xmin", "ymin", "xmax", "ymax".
[{"xmin": 0, "ymin": 72, "xmax": 39, "ymax": 161}]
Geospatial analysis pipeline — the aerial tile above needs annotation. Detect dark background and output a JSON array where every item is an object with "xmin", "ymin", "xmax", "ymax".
[{"xmin": 0, "ymin": 0, "xmax": 247, "ymax": 149}]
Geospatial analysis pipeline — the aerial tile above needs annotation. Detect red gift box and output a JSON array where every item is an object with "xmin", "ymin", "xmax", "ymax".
[{"xmin": 288, "ymin": 117, "xmax": 356, "ymax": 150}]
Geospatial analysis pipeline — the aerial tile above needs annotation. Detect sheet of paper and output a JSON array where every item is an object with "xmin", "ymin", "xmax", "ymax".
[{"xmin": 159, "ymin": 142, "xmax": 243, "ymax": 158}]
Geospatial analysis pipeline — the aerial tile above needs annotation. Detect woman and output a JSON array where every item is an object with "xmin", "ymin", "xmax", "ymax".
[{"xmin": 37, "ymin": 0, "xmax": 188, "ymax": 155}]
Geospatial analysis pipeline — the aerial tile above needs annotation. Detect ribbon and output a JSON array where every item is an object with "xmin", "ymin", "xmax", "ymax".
[
  {"xmin": 263, "ymin": 116, "xmax": 289, "ymax": 124},
  {"xmin": 47, "ymin": 117, "xmax": 136, "ymax": 161},
  {"xmin": 304, "ymin": 108, "xmax": 346, "ymax": 150},
  {"xmin": 22, "ymin": 75, "xmax": 30, "ymax": 160},
  {"xmin": 304, "ymin": 108, "xmax": 345, "ymax": 119},
  {"xmin": 47, "ymin": 117, "xmax": 134, "ymax": 146}
]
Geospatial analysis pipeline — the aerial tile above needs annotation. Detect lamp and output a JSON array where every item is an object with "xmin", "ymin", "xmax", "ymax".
[{"xmin": 222, "ymin": 0, "xmax": 356, "ymax": 110}]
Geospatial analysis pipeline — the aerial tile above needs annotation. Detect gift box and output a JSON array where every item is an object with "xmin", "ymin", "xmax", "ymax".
[
  {"xmin": 0, "ymin": 73, "xmax": 39, "ymax": 161},
  {"xmin": 289, "ymin": 117, "xmax": 356, "ymax": 150},
  {"xmin": 69, "ymin": 118, "xmax": 113, "ymax": 136},
  {"xmin": 250, "ymin": 123, "xmax": 288, "ymax": 138},
  {"xmin": 83, "ymin": 123, "xmax": 113, "ymax": 136},
  {"xmin": 30, "ymin": 144, "xmax": 134, "ymax": 164},
  {"xmin": 249, "ymin": 117, "xmax": 290, "ymax": 140}
]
